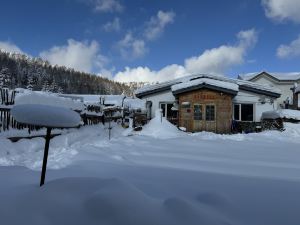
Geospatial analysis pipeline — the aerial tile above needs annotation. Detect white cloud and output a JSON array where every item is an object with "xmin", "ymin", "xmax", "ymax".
[
  {"xmin": 262, "ymin": 0, "xmax": 300, "ymax": 23},
  {"xmin": 277, "ymin": 35, "xmax": 300, "ymax": 58},
  {"xmin": 40, "ymin": 39, "xmax": 108, "ymax": 73},
  {"xmin": 103, "ymin": 17, "xmax": 121, "ymax": 32},
  {"xmin": 185, "ymin": 29, "xmax": 258, "ymax": 74},
  {"xmin": 117, "ymin": 32, "xmax": 147, "ymax": 60},
  {"xmin": 144, "ymin": 10, "xmax": 175, "ymax": 41},
  {"xmin": 114, "ymin": 29, "xmax": 258, "ymax": 82},
  {"xmin": 0, "ymin": 41, "xmax": 24, "ymax": 54},
  {"xmin": 93, "ymin": 0, "xmax": 123, "ymax": 13}
]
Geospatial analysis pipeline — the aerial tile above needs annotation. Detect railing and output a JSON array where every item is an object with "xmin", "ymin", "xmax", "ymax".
[{"xmin": 1, "ymin": 88, "xmax": 15, "ymax": 105}]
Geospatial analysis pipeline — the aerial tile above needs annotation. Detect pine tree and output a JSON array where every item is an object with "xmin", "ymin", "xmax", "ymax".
[
  {"xmin": 41, "ymin": 80, "xmax": 50, "ymax": 92},
  {"xmin": 0, "ymin": 67, "xmax": 12, "ymax": 88},
  {"xmin": 26, "ymin": 75, "xmax": 34, "ymax": 91}
]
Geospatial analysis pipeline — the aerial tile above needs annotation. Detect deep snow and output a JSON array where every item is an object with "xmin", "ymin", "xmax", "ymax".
[{"xmin": 1, "ymin": 118, "xmax": 300, "ymax": 225}]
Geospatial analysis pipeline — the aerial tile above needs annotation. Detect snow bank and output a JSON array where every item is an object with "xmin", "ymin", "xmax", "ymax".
[
  {"xmin": 262, "ymin": 109, "xmax": 300, "ymax": 121},
  {"xmin": 0, "ymin": 177, "xmax": 234, "ymax": 225},
  {"xmin": 15, "ymin": 90, "xmax": 84, "ymax": 110},
  {"xmin": 139, "ymin": 110, "xmax": 184, "ymax": 139}
]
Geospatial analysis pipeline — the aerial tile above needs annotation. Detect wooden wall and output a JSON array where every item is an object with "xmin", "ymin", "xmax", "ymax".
[{"xmin": 178, "ymin": 89, "xmax": 233, "ymax": 133}]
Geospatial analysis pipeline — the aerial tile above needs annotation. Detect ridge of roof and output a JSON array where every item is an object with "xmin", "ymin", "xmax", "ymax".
[
  {"xmin": 238, "ymin": 71, "xmax": 300, "ymax": 81},
  {"xmin": 135, "ymin": 73, "xmax": 281, "ymax": 98}
]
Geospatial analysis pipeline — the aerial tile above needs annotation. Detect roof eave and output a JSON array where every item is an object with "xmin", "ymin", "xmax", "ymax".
[
  {"xmin": 239, "ymin": 85, "xmax": 281, "ymax": 98},
  {"xmin": 135, "ymin": 85, "xmax": 172, "ymax": 98},
  {"xmin": 172, "ymin": 84, "xmax": 238, "ymax": 96}
]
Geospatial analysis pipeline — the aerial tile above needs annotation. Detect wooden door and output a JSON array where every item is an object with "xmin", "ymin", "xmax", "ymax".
[
  {"xmin": 193, "ymin": 104, "xmax": 204, "ymax": 131},
  {"xmin": 193, "ymin": 103, "xmax": 216, "ymax": 132},
  {"xmin": 205, "ymin": 104, "xmax": 216, "ymax": 132}
]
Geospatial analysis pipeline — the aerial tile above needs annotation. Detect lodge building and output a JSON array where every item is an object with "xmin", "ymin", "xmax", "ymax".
[{"xmin": 135, "ymin": 74, "xmax": 281, "ymax": 133}]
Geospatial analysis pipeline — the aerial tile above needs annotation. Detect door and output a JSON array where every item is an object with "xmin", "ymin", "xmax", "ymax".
[
  {"xmin": 193, "ymin": 104, "xmax": 203, "ymax": 131},
  {"xmin": 193, "ymin": 103, "xmax": 216, "ymax": 132},
  {"xmin": 205, "ymin": 104, "xmax": 216, "ymax": 132}
]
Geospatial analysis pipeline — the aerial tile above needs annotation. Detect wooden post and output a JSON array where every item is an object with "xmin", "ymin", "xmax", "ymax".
[
  {"xmin": 40, "ymin": 127, "xmax": 52, "ymax": 187},
  {"xmin": 108, "ymin": 111, "xmax": 112, "ymax": 140}
]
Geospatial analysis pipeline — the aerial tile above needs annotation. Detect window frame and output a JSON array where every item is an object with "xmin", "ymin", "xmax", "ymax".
[
  {"xmin": 159, "ymin": 102, "xmax": 175, "ymax": 118},
  {"xmin": 205, "ymin": 104, "xmax": 215, "ymax": 121},
  {"xmin": 233, "ymin": 103, "xmax": 254, "ymax": 122},
  {"xmin": 193, "ymin": 104, "xmax": 203, "ymax": 121}
]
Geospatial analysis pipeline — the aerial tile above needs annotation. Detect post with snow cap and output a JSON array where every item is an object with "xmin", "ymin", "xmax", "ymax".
[{"xmin": 11, "ymin": 104, "xmax": 81, "ymax": 186}]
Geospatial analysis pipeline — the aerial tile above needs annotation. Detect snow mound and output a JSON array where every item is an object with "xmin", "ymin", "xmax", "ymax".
[
  {"xmin": 262, "ymin": 109, "xmax": 300, "ymax": 121},
  {"xmin": 139, "ymin": 110, "xmax": 184, "ymax": 139},
  {"xmin": 11, "ymin": 104, "xmax": 81, "ymax": 128},
  {"xmin": 15, "ymin": 90, "xmax": 84, "ymax": 110},
  {"xmin": 5, "ymin": 177, "xmax": 234, "ymax": 225}
]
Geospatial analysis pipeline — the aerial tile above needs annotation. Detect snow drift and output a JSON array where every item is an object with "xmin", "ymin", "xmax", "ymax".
[{"xmin": 139, "ymin": 110, "xmax": 184, "ymax": 139}]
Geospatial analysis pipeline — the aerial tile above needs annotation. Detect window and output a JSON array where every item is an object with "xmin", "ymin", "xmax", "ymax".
[
  {"xmin": 160, "ymin": 102, "xmax": 174, "ymax": 118},
  {"xmin": 241, "ymin": 104, "xmax": 253, "ymax": 121},
  {"xmin": 160, "ymin": 103, "xmax": 166, "ymax": 117},
  {"xmin": 233, "ymin": 104, "xmax": 254, "ymax": 121},
  {"xmin": 205, "ymin": 105, "xmax": 215, "ymax": 121},
  {"xmin": 234, "ymin": 104, "xmax": 240, "ymax": 120},
  {"xmin": 194, "ymin": 104, "xmax": 202, "ymax": 120}
]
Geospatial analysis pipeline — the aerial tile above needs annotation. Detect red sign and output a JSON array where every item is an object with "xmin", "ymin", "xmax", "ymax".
[{"xmin": 193, "ymin": 94, "xmax": 216, "ymax": 100}]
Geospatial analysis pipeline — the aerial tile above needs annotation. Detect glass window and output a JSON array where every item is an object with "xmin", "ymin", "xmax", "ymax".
[
  {"xmin": 234, "ymin": 104, "xmax": 254, "ymax": 121},
  {"xmin": 160, "ymin": 104, "xmax": 166, "ymax": 117},
  {"xmin": 234, "ymin": 104, "xmax": 240, "ymax": 120},
  {"xmin": 160, "ymin": 103, "xmax": 177, "ymax": 119},
  {"xmin": 205, "ymin": 105, "xmax": 215, "ymax": 121},
  {"xmin": 181, "ymin": 102, "xmax": 190, "ymax": 108},
  {"xmin": 241, "ymin": 104, "xmax": 253, "ymax": 121},
  {"xmin": 194, "ymin": 104, "xmax": 202, "ymax": 120},
  {"xmin": 166, "ymin": 104, "xmax": 173, "ymax": 118}
]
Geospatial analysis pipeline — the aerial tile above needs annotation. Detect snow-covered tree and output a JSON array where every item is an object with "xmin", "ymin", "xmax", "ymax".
[
  {"xmin": 41, "ymin": 80, "xmax": 50, "ymax": 92},
  {"xmin": 26, "ymin": 75, "xmax": 34, "ymax": 91},
  {"xmin": 0, "ymin": 67, "xmax": 12, "ymax": 88}
]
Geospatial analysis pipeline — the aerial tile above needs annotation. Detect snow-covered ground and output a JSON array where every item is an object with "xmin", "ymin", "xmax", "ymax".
[{"xmin": 1, "ymin": 117, "xmax": 300, "ymax": 225}]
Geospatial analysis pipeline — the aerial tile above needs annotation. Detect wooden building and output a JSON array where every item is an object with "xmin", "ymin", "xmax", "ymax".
[{"xmin": 136, "ymin": 74, "xmax": 281, "ymax": 133}]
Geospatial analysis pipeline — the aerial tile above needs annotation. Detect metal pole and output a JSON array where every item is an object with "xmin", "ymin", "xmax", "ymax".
[{"xmin": 40, "ymin": 127, "xmax": 52, "ymax": 186}]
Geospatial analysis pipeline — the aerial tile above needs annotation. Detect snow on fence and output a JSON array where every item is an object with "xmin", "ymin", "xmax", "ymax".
[{"xmin": 0, "ymin": 89, "xmax": 148, "ymax": 136}]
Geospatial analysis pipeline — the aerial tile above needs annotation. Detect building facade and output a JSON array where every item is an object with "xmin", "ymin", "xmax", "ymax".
[
  {"xmin": 136, "ymin": 74, "xmax": 281, "ymax": 133},
  {"xmin": 238, "ymin": 71, "xmax": 300, "ymax": 109}
]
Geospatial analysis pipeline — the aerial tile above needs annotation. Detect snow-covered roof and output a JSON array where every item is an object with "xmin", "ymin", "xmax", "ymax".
[
  {"xmin": 172, "ymin": 78, "xmax": 239, "ymax": 94},
  {"xmin": 60, "ymin": 94, "xmax": 145, "ymax": 110},
  {"xmin": 135, "ymin": 74, "xmax": 281, "ymax": 98},
  {"xmin": 238, "ymin": 71, "xmax": 300, "ymax": 82}
]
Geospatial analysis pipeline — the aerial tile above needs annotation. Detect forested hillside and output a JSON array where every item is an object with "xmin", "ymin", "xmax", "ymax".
[{"xmin": 0, "ymin": 50, "xmax": 131, "ymax": 95}]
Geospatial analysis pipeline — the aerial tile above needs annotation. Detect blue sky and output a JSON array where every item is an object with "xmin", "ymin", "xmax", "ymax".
[{"xmin": 0, "ymin": 0, "xmax": 300, "ymax": 82}]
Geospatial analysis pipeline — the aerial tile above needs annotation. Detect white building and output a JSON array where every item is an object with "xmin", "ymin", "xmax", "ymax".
[
  {"xmin": 135, "ymin": 74, "xmax": 281, "ymax": 133},
  {"xmin": 238, "ymin": 71, "xmax": 300, "ymax": 109}
]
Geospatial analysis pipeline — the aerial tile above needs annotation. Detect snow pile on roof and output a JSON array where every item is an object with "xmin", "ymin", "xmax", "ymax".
[
  {"xmin": 15, "ymin": 90, "xmax": 84, "ymax": 110},
  {"xmin": 171, "ymin": 78, "xmax": 239, "ymax": 93},
  {"xmin": 139, "ymin": 110, "xmax": 184, "ymax": 139},
  {"xmin": 239, "ymin": 72, "xmax": 300, "ymax": 81},
  {"xmin": 101, "ymin": 95, "xmax": 125, "ymax": 105},
  {"xmin": 124, "ymin": 98, "xmax": 146, "ymax": 110},
  {"xmin": 59, "ymin": 94, "xmax": 146, "ymax": 110},
  {"xmin": 235, "ymin": 79, "xmax": 281, "ymax": 94},
  {"xmin": 262, "ymin": 109, "xmax": 300, "ymax": 121},
  {"xmin": 136, "ymin": 73, "xmax": 281, "ymax": 97}
]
